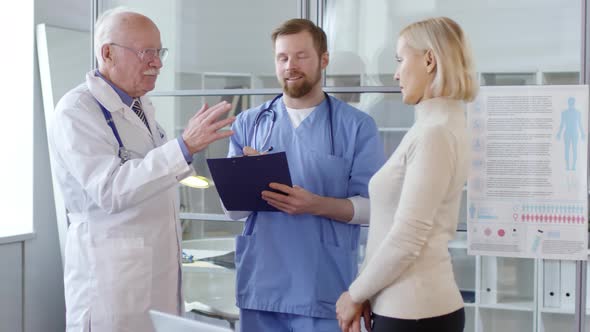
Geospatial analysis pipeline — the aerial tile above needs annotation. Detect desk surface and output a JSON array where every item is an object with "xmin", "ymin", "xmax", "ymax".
[
  {"xmin": 183, "ymin": 261, "xmax": 238, "ymax": 320},
  {"xmin": 184, "ymin": 249, "xmax": 232, "ymax": 261},
  {"xmin": 185, "ymin": 300, "xmax": 239, "ymax": 321}
]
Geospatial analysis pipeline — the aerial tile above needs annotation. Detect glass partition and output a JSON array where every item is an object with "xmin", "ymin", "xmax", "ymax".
[
  {"xmin": 324, "ymin": 0, "xmax": 581, "ymax": 88},
  {"xmin": 100, "ymin": 0, "xmax": 298, "ymax": 91}
]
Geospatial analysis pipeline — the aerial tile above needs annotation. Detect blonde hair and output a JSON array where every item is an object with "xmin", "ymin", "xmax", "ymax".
[{"xmin": 400, "ymin": 17, "xmax": 478, "ymax": 102}]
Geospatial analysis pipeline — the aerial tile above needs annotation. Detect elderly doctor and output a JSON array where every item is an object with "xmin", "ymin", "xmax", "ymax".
[{"xmin": 48, "ymin": 8, "xmax": 235, "ymax": 332}]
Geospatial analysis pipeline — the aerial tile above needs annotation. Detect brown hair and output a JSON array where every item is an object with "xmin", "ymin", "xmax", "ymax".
[{"xmin": 271, "ymin": 18, "xmax": 327, "ymax": 56}]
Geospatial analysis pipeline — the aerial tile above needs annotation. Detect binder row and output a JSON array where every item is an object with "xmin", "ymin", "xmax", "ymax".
[{"xmin": 543, "ymin": 260, "xmax": 576, "ymax": 308}]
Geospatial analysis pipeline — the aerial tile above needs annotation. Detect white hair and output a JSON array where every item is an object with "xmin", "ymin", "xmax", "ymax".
[{"xmin": 93, "ymin": 7, "xmax": 136, "ymax": 67}]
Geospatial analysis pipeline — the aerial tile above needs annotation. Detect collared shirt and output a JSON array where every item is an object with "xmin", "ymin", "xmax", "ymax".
[
  {"xmin": 94, "ymin": 70, "xmax": 192, "ymax": 164},
  {"xmin": 95, "ymin": 70, "xmax": 133, "ymax": 107}
]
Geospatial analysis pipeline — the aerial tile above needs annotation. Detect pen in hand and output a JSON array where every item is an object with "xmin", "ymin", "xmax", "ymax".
[{"xmin": 243, "ymin": 146, "xmax": 273, "ymax": 156}]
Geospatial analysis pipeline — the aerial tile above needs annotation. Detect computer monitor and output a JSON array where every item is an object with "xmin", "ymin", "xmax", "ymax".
[{"xmin": 150, "ymin": 310, "xmax": 233, "ymax": 332}]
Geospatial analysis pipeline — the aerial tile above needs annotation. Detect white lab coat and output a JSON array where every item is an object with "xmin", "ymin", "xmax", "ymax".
[{"xmin": 48, "ymin": 71, "xmax": 193, "ymax": 332}]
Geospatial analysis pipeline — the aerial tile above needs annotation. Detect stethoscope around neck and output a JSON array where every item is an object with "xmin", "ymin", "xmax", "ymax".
[
  {"xmin": 96, "ymin": 100, "xmax": 131, "ymax": 164},
  {"xmin": 95, "ymin": 99, "xmax": 163, "ymax": 164},
  {"xmin": 251, "ymin": 92, "xmax": 335, "ymax": 155}
]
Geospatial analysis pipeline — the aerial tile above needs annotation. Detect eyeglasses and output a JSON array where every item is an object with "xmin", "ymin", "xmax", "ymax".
[{"xmin": 110, "ymin": 43, "xmax": 169, "ymax": 62}]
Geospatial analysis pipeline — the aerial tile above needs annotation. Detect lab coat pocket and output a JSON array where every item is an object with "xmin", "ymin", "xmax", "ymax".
[
  {"xmin": 92, "ymin": 238, "xmax": 153, "ymax": 319},
  {"xmin": 315, "ymin": 243, "xmax": 357, "ymax": 305}
]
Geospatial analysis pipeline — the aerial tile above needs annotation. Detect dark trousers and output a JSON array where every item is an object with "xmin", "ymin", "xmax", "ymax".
[{"xmin": 372, "ymin": 308, "xmax": 465, "ymax": 332}]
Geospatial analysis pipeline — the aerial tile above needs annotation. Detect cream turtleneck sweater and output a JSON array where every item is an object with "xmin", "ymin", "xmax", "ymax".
[{"xmin": 348, "ymin": 97, "xmax": 470, "ymax": 319}]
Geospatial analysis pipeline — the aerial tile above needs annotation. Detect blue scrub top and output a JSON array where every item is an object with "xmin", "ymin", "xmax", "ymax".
[{"xmin": 228, "ymin": 95, "xmax": 385, "ymax": 319}]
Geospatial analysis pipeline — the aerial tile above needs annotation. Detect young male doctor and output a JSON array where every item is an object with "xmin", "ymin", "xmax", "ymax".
[
  {"xmin": 225, "ymin": 18, "xmax": 385, "ymax": 331},
  {"xmin": 48, "ymin": 8, "xmax": 234, "ymax": 332}
]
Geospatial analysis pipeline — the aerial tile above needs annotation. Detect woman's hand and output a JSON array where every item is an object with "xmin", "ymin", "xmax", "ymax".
[{"xmin": 336, "ymin": 291, "xmax": 368, "ymax": 332}]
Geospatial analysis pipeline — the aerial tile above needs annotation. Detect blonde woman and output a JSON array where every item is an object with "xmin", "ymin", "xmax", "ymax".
[{"xmin": 336, "ymin": 17, "xmax": 478, "ymax": 332}]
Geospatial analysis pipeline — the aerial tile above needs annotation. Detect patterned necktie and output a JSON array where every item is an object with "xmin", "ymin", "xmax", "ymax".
[{"xmin": 132, "ymin": 98, "xmax": 150, "ymax": 132}]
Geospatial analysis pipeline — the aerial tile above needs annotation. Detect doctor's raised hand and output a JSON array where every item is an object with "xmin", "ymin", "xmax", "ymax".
[
  {"xmin": 182, "ymin": 101, "xmax": 235, "ymax": 154},
  {"xmin": 47, "ymin": 8, "xmax": 236, "ymax": 332}
]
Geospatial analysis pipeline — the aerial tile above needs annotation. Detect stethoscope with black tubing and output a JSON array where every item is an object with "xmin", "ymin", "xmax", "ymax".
[{"xmin": 251, "ymin": 92, "xmax": 335, "ymax": 155}]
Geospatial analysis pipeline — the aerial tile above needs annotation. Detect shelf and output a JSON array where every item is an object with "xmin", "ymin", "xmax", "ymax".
[
  {"xmin": 480, "ymin": 72, "xmax": 538, "ymax": 86},
  {"xmin": 541, "ymin": 71, "xmax": 580, "ymax": 85},
  {"xmin": 202, "ymin": 72, "xmax": 252, "ymax": 78},
  {"xmin": 450, "ymin": 232, "xmax": 468, "ymax": 249},
  {"xmin": 478, "ymin": 301, "xmax": 535, "ymax": 312},
  {"xmin": 449, "ymin": 241, "xmax": 468, "ymax": 249},
  {"xmin": 182, "ymin": 261, "xmax": 229, "ymax": 271},
  {"xmin": 479, "ymin": 70, "xmax": 580, "ymax": 86},
  {"xmin": 540, "ymin": 307, "xmax": 590, "ymax": 315},
  {"xmin": 539, "ymin": 306, "xmax": 575, "ymax": 314}
]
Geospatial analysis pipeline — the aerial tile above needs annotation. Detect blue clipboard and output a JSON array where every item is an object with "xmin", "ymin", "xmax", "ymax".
[{"xmin": 207, "ymin": 152, "xmax": 293, "ymax": 211}]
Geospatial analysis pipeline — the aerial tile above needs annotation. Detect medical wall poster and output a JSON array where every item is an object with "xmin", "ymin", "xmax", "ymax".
[{"xmin": 467, "ymin": 85, "xmax": 588, "ymax": 260}]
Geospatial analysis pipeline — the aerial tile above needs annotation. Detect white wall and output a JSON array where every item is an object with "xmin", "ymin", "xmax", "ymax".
[
  {"xmin": 35, "ymin": 0, "xmax": 89, "ymax": 31},
  {"xmin": 0, "ymin": 1, "xmax": 89, "ymax": 332},
  {"xmin": 0, "ymin": 243, "xmax": 23, "ymax": 332},
  {"xmin": 23, "ymin": 52, "xmax": 67, "ymax": 332}
]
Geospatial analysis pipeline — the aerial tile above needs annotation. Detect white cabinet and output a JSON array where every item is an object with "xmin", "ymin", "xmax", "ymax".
[
  {"xmin": 449, "ymin": 233, "xmax": 536, "ymax": 332},
  {"xmin": 447, "ymin": 232, "xmax": 590, "ymax": 332},
  {"xmin": 536, "ymin": 259, "xmax": 580, "ymax": 332},
  {"xmin": 448, "ymin": 233, "xmax": 534, "ymax": 332},
  {"xmin": 478, "ymin": 256, "xmax": 536, "ymax": 331}
]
